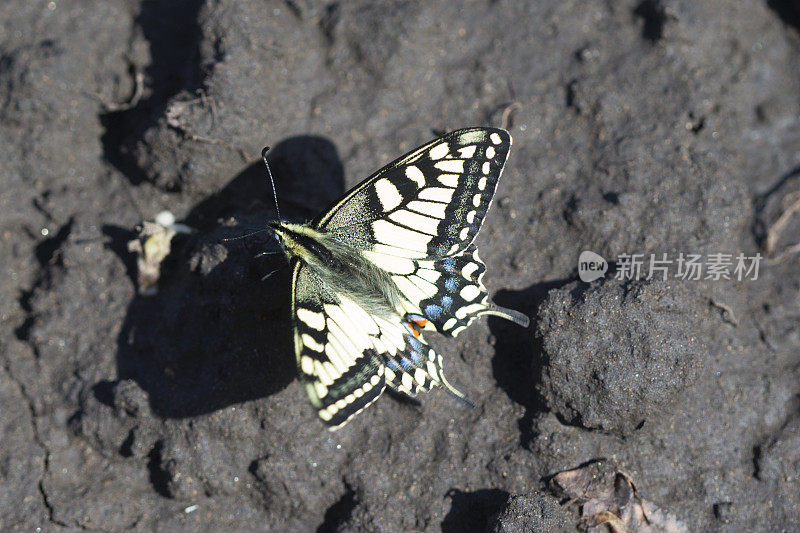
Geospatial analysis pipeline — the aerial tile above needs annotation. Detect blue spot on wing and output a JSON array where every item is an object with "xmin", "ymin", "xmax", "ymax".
[
  {"xmin": 443, "ymin": 258, "xmax": 456, "ymax": 273},
  {"xmin": 400, "ymin": 357, "xmax": 413, "ymax": 370},
  {"xmin": 441, "ymin": 295, "xmax": 453, "ymax": 309},
  {"xmin": 387, "ymin": 359, "xmax": 401, "ymax": 371},
  {"xmin": 425, "ymin": 304, "xmax": 442, "ymax": 319},
  {"xmin": 408, "ymin": 336, "xmax": 423, "ymax": 352},
  {"xmin": 444, "ymin": 277, "xmax": 458, "ymax": 292},
  {"xmin": 409, "ymin": 350, "xmax": 421, "ymax": 363}
]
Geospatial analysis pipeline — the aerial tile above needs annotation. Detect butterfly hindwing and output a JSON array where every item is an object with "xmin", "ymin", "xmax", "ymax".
[
  {"xmin": 314, "ymin": 128, "xmax": 511, "ymax": 259},
  {"xmin": 412, "ymin": 244, "xmax": 494, "ymax": 337},
  {"xmin": 358, "ymin": 244, "xmax": 529, "ymax": 338},
  {"xmin": 292, "ymin": 260, "xmax": 473, "ymax": 427},
  {"xmin": 376, "ymin": 319, "xmax": 438, "ymax": 395},
  {"xmin": 292, "ymin": 260, "xmax": 386, "ymax": 429}
]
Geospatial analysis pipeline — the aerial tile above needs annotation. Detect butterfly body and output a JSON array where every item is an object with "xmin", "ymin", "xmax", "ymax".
[{"xmin": 271, "ymin": 128, "xmax": 529, "ymax": 429}]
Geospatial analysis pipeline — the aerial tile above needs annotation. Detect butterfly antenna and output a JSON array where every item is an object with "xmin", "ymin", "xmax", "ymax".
[
  {"xmin": 220, "ymin": 228, "xmax": 269, "ymax": 243},
  {"xmin": 262, "ymin": 146, "xmax": 281, "ymax": 221}
]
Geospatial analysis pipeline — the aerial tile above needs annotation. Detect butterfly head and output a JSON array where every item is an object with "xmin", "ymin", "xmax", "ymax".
[
  {"xmin": 266, "ymin": 221, "xmax": 290, "ymax": 255},
  {"xmin": 266, "ymin": 221, "xmax": 330, "ymax": 266},
  {"xmin": 266, "ymin": 221, "xmax": 284, "ymax": 243}
]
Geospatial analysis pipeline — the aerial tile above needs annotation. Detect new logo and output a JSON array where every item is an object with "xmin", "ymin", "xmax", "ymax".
[{"xmin": 578, "ymin": 250, "xmax": 608, "ymax": 282}]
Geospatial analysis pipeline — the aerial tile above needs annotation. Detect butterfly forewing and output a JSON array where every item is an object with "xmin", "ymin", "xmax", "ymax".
[{"xmin": 314, "ymin": 128, "xmax": 511, "ymax": 259}]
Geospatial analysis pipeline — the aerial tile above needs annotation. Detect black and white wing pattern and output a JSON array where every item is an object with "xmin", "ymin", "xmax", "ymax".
[
  {"xmin": 396, "ymin": 243, "xmax": 517, "ymax": 337},
  {"xmin": 291, "ymin": 262, "xmax": 386, "ymax": 428},
  {"xmin": 292, "ymin": 261, "xmax": 472, "ymax": 429},
  {"xmin": 315, "ymin": 127, "xmax": 511, "ymax": 258},
  {"xmin": 286, "ymin": 127, "xmax": 528, "ymax": 429},
  {"xmin": 317, "ymin": 127, "xmax": 525, "ymax": 336}
]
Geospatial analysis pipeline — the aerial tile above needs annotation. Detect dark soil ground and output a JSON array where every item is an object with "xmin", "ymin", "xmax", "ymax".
[{"xmin": 2, "ymin": 0, "xmax": 799, "ymax": 531}]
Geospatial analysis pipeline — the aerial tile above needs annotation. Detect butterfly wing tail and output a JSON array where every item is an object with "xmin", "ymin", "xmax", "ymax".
[
  {"xmin": 438, "ymin": 369, "xmax": 476, "ymax": 409},
  {"xmin": 480, "ymin": 303, "xmax": 530, "ymax": 328}
]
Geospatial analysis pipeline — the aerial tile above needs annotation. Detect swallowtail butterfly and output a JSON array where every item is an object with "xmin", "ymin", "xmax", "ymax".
[{"xmin": 269, "ymin": 127, "xmax": 529, "ymax": 429}]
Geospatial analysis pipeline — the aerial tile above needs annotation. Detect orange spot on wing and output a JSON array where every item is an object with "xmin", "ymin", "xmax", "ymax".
[{"xmin": 405, "ymin": 317, "xmax": 427, "ymax": 338}]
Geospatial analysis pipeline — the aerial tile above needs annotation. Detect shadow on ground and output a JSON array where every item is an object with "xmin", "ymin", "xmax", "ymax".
[
  {"xmin": 441, "ymin": 488, "xmax": 510, "ymax": 532},
  {"xmin": 102, "ymin": 136, "xmax": 344, "ymax": 418},
  {"xmin": 490, "ymin": 277, "xmax": 574, "ymax": 446}
]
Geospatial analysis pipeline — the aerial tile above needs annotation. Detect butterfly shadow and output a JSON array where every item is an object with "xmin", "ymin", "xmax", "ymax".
[
  {"xmin": 441, "ymin": 488, "xmax": 509, "ymax": 532},
  {"xmin": 103, "ymin": 135, "xmax": 345, "ymax": 418},
  {"xmin": 489, "ymin": 277, "xmax": 574, "ymax": 448}
]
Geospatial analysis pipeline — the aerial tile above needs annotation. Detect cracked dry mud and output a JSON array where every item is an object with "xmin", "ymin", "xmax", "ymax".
[{"xmin": 2, "ymin": 0, "xmax": 799, "ymax": 530}]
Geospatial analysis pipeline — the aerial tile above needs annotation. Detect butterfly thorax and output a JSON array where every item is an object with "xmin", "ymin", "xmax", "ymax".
[{"xmin": 270, "ymin": 221, "xmax": 404, "ymax": 319}]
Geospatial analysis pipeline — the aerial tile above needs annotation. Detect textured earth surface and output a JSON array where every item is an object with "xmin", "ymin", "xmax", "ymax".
[{"xmin": 2, "ymin": 0, "xmax": 799, "ymax": 530}]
